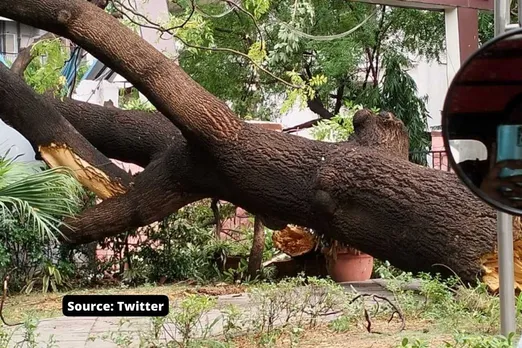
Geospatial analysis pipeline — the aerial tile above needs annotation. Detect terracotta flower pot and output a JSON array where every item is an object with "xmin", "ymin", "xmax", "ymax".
[{"xmin": 325, "ymin": 250, "xmax": 374, "ymax": 282}]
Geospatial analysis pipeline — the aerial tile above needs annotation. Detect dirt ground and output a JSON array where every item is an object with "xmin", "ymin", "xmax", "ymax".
[
  {"xmin": 234, "ymin": 318, "xmax": 451, "ymax": 348},
  {"xmin": 2, "ymin": 282, "xmax": 245, "ymax": 322}
]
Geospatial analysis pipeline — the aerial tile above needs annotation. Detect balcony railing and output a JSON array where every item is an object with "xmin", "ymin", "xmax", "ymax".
[{"xmin": 411, "ymin": 150, "xmax": 452, "ymax": 172}]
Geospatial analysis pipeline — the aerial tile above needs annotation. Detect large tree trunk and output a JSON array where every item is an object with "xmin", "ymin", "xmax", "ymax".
[{"xmin": 0, "ymin": 0, "xmax": 514, "ymax": 290}]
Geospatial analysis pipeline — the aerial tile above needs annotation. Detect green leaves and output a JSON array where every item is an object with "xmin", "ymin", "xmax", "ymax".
[
  {"xmin": 247, "ymin": 41, "xmax": 267, "ymax": 64},
  {"xmin": 309, "ymin": 74, "xmax": 327, "ymax": 87},
  {"xmin": 0, "ymin": 155, "xmax": 83, "ymax": 241},
  {"xmin": 24, "ymin": 38, "xmax": 68, "ymax": 95},
  {"xmin": 311, "ymin": 103, "xmax": 360, "ymax": 142},
  {"xmin": 379, "ymin": 54, "xmax": 430, "ymax": 164},
  {"xmin": 173, "ymin": 0, "xmax": 458, "ymax": 128},
  {"xmin": 244, "ymin": 0, "xmax": 271, "ymax": 20},
  {"xmin": 165, "ymin": 12, "xmax": 215, "ymax": 52}
]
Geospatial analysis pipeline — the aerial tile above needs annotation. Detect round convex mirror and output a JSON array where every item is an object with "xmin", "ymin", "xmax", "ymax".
[{"xmin": 443, "ymin": 28, "xmax": 522, "ymax": 215}]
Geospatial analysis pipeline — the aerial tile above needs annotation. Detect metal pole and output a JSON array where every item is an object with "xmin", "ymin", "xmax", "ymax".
[
  {"xmin": 519, "ymin": 0, "xmax": 522, "ymax": 27},
  {"xmin": 495, "ymin": 0, "xmax": 509, "ymax": 35},
  {"xmin": 494, "ymin": 0, "xmax": 517, "ymax": 337},
  {"xmin": 497, "ymin": 212, "xmax": 516, "ymax": 336}
]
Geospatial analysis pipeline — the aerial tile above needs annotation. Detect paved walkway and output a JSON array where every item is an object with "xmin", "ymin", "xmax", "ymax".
[{"xmin": 6, "ymin": 280, "xmax": 413, "ymax": 348}]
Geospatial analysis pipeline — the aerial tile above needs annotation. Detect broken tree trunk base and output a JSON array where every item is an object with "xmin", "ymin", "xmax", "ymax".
[
  {"xmin": 274, "ymin": 217, "xmax": 522, "ymax": 293},
  {"xmin": 481, "ymin": 217, "xmax": 522, "ymax": 292},
  {"xmin": 40, "ymin": 143, "xmax": 126, "ymax": 199},
  {"xmin": 272, "ymin": 225, "xmax": 318, "ymax": 257}
]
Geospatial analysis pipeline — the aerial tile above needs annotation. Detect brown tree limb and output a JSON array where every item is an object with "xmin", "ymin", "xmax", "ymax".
[
  {"xmin": 211, "ymin": 198, "xmax": 221, "ymax": 240},
  {"xmin": 283, "ymin": 118, "xmax": 322, "ymax": 133},
  {"xmin": 49, "ymin": 97, "xmax": 179, "ymax": 167},
  {"xmin": 0, "ymin": 63, "xmax": 133, "ymax": 199},
  {"xmin": 0, "ymin": 0, "xmax": 246, "ymax": 146},
  {"xmin": 61, "ymin": 147, "xmax": 205, "ymax": 243},
  {"xmin": 307, "ymin": 97, "xmax": 334, "ymax": 120},
  {"xmin": 349, "ymin": 293, "xmax": 405, "ymax": 333}
]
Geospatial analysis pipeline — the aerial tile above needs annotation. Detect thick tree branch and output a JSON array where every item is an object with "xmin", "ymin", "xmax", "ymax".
[
  {"xmin": 0, "ymin": 63, "xmax": 132, "ymax": 199},
  {"xmin": 0, "ymin": 0, "xmax": 243, "ymax": 146},
  {"xmin": 62, "ymin": 146, "xmax": 206, "ymax": 242},
  {"xmin": 49, "ymin": 97, "xmax": 179, "ymax": 167},
  {"xmin": 307, "ymin": 97, "xmax": 334, "ymax": 120},
  {"xmin": 334, "ymin": 83, "xmax": 345, "ymax": 115}
]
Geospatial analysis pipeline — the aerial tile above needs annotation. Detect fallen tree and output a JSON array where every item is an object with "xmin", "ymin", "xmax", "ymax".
[{"xmin": 0, "ymin": 0, "xmax": 516, "ymax": 289}]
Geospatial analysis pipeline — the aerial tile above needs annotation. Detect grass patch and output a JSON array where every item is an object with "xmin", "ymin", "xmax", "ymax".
[{"xmin": 2, "ymin": 268, "xmax": 521, "ymax": 347}]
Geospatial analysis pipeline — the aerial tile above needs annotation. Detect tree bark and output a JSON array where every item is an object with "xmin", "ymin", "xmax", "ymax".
[
  {"xmin": 0, "ymin": 63, "xmax": 132, "ymax": 199},
  {"xmin": 0, "ymin": 0, "xmax": 513, "ymax": 288},
  {"xmin": 49, "ymin": 97, "xmax": 179, "ymax": 167},
  {"xmin": 247, "ymin": 216, "xmax": 265, "ymax": 279}
]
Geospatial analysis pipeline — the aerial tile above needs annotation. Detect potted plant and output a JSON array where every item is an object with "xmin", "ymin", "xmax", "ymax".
[{"xmin": 321, "ymin": 240, "xmax": 374, "ymax": 282}]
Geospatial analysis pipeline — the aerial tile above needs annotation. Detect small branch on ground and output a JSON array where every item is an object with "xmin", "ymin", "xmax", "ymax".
[{"xmin": 349, "ymin": 293, "xmax": 405, "ymax": 333}]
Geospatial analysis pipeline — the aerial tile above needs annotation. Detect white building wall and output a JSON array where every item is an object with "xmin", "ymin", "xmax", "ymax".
[{"xmin": 407, "ymin": 57, "xmax": 448, "ymax": 130}]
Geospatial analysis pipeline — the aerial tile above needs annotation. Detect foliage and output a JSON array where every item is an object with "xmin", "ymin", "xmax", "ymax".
[
  {"xmin": 124, "ymin": 201, "xmax": 223, "ymax": 283},
  {"xmin": 100, "ymin": 200, "xmax": 280, "ymax": 286},
  {"xmin": 478, "ymin": 11, "xmax": 494, "ymax": 45},
  {"xmin": 376, "ymin": 262, "xmax": 505, "ymax": 334},
  {"xmin": 0, "ymin": 153, "xmax": 84, "ymax": 292},
  {"xmin": 24, "ymin": 38, "xmax": 69, "ymax": 95},
  {"xmin": 169, "ymin": 1, "xmax": 442, "ymax": 164},
  {"xmin": 110, "ymin": 200, "xmax": 263, "ymax": 285},
  {"xmin": 22, "ymin": 262, "xmax": 69, "ymax": 294},
  {"xmin": 311, "ymin": 102, "xmax": 359, "ymax": 142},
  {"xmin": 120, "ymin": 97, "xmax": 156, "ymax": 111},
  {"xmin": 0, "ymin": 153, "xmax": 83, "ymax": 241},
  {"xmin": 171, "ymin": 294, "xmax": 219, "ymax": 346},
  {"xmin": 400, "ymin": 332, "xmax": 515, "ymax": 348},
  {"xmin": 96, "ymin": 276, "xmax": 353, "ymax": 347},
  {"xmin": 378, "ymin": 54, "xmax": 430, "ymax": 164},
  {"xmin": 0, "ymin": 315, "xmax": 56, "ymax": 348}
]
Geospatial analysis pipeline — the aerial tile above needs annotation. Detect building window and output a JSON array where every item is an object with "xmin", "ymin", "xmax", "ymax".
[{"xmin": 0, "ymin": 21, "xmax": 18, "ymax": 62}]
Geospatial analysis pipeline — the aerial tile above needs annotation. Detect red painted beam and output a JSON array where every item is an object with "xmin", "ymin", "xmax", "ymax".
[
  {"xmin": 458, "ymin": 7, "xmax": 479, "ymax": 63},
  {"xmin": 353, "ymin": 0, "xmax": 493, "ymax": 11}
]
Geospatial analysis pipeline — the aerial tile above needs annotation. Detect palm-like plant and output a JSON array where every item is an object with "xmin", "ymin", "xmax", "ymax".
[{"xmin": 0, "ymin": 151, "xmax": 83, "ymax": 241}]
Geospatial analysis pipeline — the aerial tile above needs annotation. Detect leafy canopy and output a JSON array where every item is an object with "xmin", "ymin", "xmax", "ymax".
[{"xmin": 166, "ymin": 0, "xmax": 449, "ymax": 163}]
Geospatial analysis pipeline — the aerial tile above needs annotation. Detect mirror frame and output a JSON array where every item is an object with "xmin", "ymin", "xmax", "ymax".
[{"xmin": 442, "ymin": 27, "xmax": 522, "ymax": 216}]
